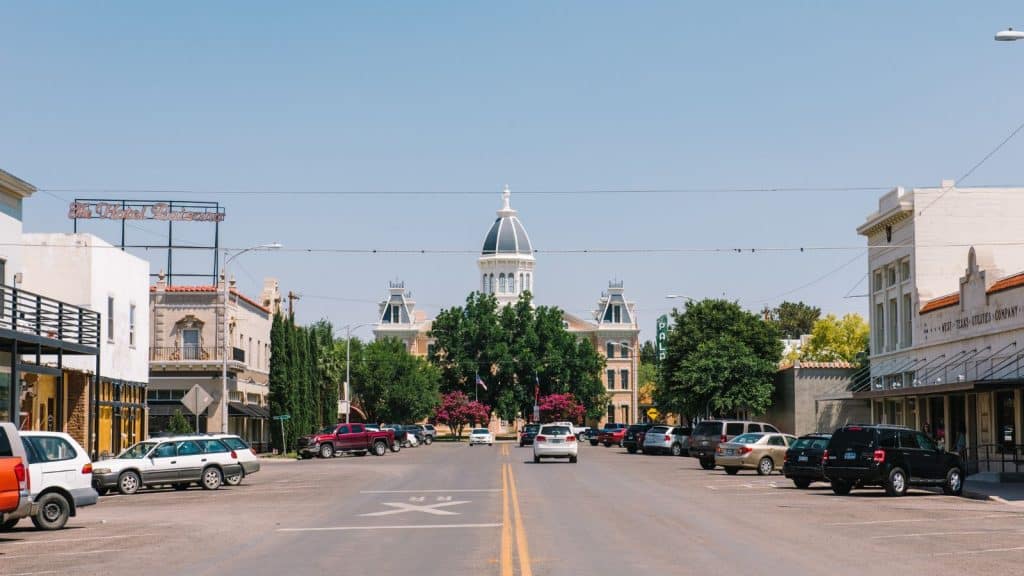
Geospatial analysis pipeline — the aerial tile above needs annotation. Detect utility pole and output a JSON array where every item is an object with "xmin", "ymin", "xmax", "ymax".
[{"xmin": 288, "ymin": 291, "xmax": 301, "ymax": 323}]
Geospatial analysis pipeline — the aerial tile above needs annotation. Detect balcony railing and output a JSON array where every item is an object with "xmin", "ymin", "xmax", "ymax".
[
  {"xmin": 0, "ymin": 284, "xmax": 100, "ymax": 348},
  {"xmin": 150, "ymin": 346, "xmax": 247, "ymax": 364}
]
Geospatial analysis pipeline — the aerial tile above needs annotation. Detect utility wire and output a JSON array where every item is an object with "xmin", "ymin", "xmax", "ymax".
[
  {"xmin": 750, "ymin": 251, "xmax": 867, "ymax": 305},
  {"xmin": 40, "ymin": 185, "xmax": 893, "ymax": 196}
]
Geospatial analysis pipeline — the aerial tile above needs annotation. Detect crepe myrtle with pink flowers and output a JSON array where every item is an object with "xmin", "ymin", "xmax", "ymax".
[
  {"xmin": 538, "ymin": 393, "xmax": 585, "ymax": 423},
  {"xmin": 434, "ymin": 391, "xmax": 491, "ymax": 440}
]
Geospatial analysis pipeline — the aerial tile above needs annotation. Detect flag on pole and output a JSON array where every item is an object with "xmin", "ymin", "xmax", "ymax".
[
  {"xmin": 534, "ymin": 374, "xmax": 540, "ymax": 403},
  {"xmin": 475, "ymin": 373, "xmax": 487, "ymax": 391}
]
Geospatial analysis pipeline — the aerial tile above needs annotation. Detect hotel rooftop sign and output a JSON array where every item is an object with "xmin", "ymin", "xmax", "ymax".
[{"xmin": 68, "ymin": 201, "xmax": 225, "ymax": 222}]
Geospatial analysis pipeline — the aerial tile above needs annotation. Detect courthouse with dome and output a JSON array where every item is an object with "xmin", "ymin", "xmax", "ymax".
[{"xmin": 372, "ymin": 186, "xmax": 640, "ymax": 427}]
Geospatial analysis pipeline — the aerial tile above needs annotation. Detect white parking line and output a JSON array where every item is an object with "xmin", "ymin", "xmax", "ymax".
[
  {"xmin": 360, "ymin": 489, "xmax": 501, "ymax": 494},
  {"xmin": 2, "ymin": 548, "xmax": 120, "ymax": 560},
  {"xmin": 828, "ymin": 515, "xmax": 993, "ymax": 526},
  {"xmin": 277, "ymin": 523, "xmax": 502, "ymax": 532},
  {"xmin": 8, "ymin": 533, "xmax": 159, "ymax": 545},
  {"xmin": 936, "ymin": 546, "xmax": 1024, "ymax": 556},
  {"xmin": 871, "ymin": 531, "xmax": 993, "ymax": 539}
]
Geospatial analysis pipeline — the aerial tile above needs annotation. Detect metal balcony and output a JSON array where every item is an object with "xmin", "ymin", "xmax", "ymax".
[{"xmin": 0, "ymin": 284, "xmax": 100, "ymax": 353}]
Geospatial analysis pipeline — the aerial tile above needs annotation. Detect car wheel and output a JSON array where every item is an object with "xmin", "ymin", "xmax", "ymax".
[
  {"xmin": 320, "ymin": 443, "xmax": 335, "ymax": 459},
  {"xmin": 671, "ymin": 444, "xmax": 683, "ymax": 457},
  {"xmin": 534, "ymin": 455, "xmax": 541, "ymax": 463},
  {"xmin": 627, "ymin": 446, "xmax": 637, "ymax": 454},
  {"xmin": 700, "ymin": 458, "xmax": 716, "ymax": 470},
  {"xmin": 943, "ymin": 467, "xmax": 964, "ymax": 496},
  {"xmin": 1, "ymin": 517, "xmax": 19, "ymax": 531},
  {"xmin": 300, "ymin": 453, "xmax": 314, "ymax": 460},
  {"xmin": 118, "ymin": 471, "xmax": 141, "ymax": 495},
  {"xmin": 570, "ymin": 456, "xmax": 578, "ymax": 464},
  {"xmin": 725, "ymin": 467, "xmax": 740, "ymax": 475},
  {"xmin": 831, "ymin": 480, "xmax": 853, "ymax": 495},
  {"xmin": 519, "ymin": 442, "xmax": 524, "ymax": 447},
  {"xmin": 173, "ymin": 482, "xmax": 189, "ymax": 491},
  {"xmin": 373, "ymin": 441, "xmax": 387, "ymax": 456},
  {"xmin": 95, "ymin": 487, "xmax": 109, "ymax": 496},
  {"xmin": 757, "ymin": 457, "xmax": 774, "ymax": 476},
  {"xmin": 32, "ymin": 492, "xmax": 71, "ymax": 531},
  {"xmin": 225, "ymin": 472, "xmax": 244, "ymax": 486},
  {"xmin": 793, "ymin": 478, "xmax": 812, "ymax": 489},
  {"xmin": 391, "ymin": 443, "xmax": 401, "ymax": 453},
  {"xmin": 424, "ymin": 436, "xmax": 433, "ymax": 445},
  {"xmin": 603, "ymin": 442, "xmax": 611, "ymax": 448},
  {"xmin": 201, "ymin": 467, "xmax": 223, "ymax": 491},
  {"xmin": 885, "ymin": 467, "xmax": 908, "ymax": 497},
  {"xmin": 590, "ymin": 440, "xmax": 598, "ymax": 446}
]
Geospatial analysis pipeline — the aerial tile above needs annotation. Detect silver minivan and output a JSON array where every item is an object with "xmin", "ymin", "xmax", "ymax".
[
  {"xmin": 688, "ymin": 420, "xmax": 781, "ymax": 470},
  {"xmin": 642, "ymin": 426, "xmax": 691, "ymax": 456}
]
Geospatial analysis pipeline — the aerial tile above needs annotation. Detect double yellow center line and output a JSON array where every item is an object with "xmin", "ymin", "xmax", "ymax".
[{"xmin": 500, "ymin": 459, "xmax": 532, "ymax": 576}]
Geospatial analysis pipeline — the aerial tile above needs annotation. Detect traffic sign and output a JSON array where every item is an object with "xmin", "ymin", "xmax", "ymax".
[
  {"xmin": 646, "ymin": 408, "xmax": 660, "ymax": 421},
  {"xmin": 181, "ymin": 384, "xmax": 214, "ymax": 415},
  {"xmin": 272, "ymin": 414, "xmax": 291, "ymax": 421}
]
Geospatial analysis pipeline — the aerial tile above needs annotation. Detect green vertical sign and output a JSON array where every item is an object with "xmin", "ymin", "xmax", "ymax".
[{"xmin": 656, "ymin": 314, "xmax": 669, "ymax": 364}]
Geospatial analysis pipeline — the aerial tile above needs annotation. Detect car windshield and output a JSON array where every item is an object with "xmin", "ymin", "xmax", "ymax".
[
  {"xmin": 118, "ymin": 441, "xmax": 158, "ymax": 459},
  {"xmin": 648, "ymin": 426, "xmax": 670, "ymax": 434},
  {"xmin": 830, "ymin": 429, "xmax": 875, "ymax": 452},
  {"xmin": 731, "ymin": 433, "xmax": 764, "ymax": 444},
  {"xmin": 693, "ymin": 421, "xmax": 722, "ymax": 436},
  {"xmin": 472, "ymin": 429, "xmax": 489, "ymax": 434},
  {"xmin": 320, "ymin": 426, "xmax": 338, "ymax": 434},
  {"xmin": 541, "ymin": 426, "xmax": 570, "ymax": 435}
]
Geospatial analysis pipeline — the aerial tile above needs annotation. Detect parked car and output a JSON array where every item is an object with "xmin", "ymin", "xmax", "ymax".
[
  {"xmin": 213, "ymin": 434, "xmax": 261, "ymax": 485},
  {"xmin": 10, "ymin": 432, "xmax": 97, "ymax": 530},
  {"xmin": 575, "ymin": 427, "xmax": 594, "ymax": 442},
  {"xmin": 823, "ymin": 424, "xmax": 964, "ymax": 497},
  {"xmin": 519, "ymin": 424, "xmax": 540, "ymax": 447},
  {"xmin": 642, "ymin": 426, "xmax": 692, "ymax": 456},
  {"xmin": 92, "ymin": 436, "xmax": 243, "ymax": 495},
  {"xmin": 421, "ymin": 424, "xmax": 437, "ymax": 441},
  {"xmin": 596, "ymin": 424, "xmax": 628, "ymax": 447},
  {"xmin": 783, "ymin": 433, "xmax": 831, "ymax": 489},
  {"xmin": 533, "ymin": 424, "xmax": 578, "ymax": 463},
  {"xmin": 0, "ymin": 422, "xmax": 32, "ymax": 530},
  {"xmin": 405, "ymin": 425, "xmax": 432, "ymax": 445},
  {"xmin": 623, "ymin": 423, "xmax": 654, "ymax": 454},
  {"xmin": 715, "ymin": 432, "xmax": 797, "ymax": 475},
  {"xmin": 469, "ymin": 428, "xmax": 494, "ymax": 446},
  {"xmin": 381, "ymin": 424, "xmax": 410, "ymax": 450},
  {"xmin": 297, "ymin": 423, "xmax": 396, "ymax": 458},
  {"xmin": 688, "ymin": 420, "xmax": 781, "ymax": 470}
]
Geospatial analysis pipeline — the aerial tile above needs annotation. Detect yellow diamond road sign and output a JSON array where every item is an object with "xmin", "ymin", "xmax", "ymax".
[{"xmin": 646, "ymin": 408, "xmax": 660, "ymax": 421}]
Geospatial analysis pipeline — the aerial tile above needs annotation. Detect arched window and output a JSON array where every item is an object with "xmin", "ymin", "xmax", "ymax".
[
  {"xmin": 499, "ymin": 273, "xmax": 506, "ymax": 293},
  {"xmin": 490, "ymin": 274, "xmax": 494, "ymax": 293},
  {"xmin": 482, "ymin": 274, "xmax": 490, "ymax": 293},
  {"xmin": 606, "ymin": 342, "xmax": 615, "ymax": 358},
  {"xmin": 509, "ymin": 273, "xmax": 515, "ymax": 293},
  {"xmin": 519, "ymin": 273, "xmax": 524, "ymax": 293}
]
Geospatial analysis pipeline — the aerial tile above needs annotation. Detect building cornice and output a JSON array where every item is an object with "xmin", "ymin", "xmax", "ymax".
[
  {"xmin": 856, "ymin": 205, "xmax": 913, "ymax": 237},
  {"xmin": 0, "ymin": 168, "xmax": 36, "ymax": 199}
]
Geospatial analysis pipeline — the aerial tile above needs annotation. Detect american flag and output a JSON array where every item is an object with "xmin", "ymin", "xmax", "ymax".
[{"xmin": 475, "ymin": 374, "xmax": 487, "ymax": 391}]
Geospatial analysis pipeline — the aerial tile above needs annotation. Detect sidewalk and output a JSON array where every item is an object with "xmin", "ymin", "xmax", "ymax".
[{"xmin": 963, "ymin": 477, "xmax": 1024, "ymax": 505}]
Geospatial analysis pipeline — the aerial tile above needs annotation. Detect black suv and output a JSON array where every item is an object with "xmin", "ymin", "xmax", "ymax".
[
  {"xmin": 823, "ymin": 425, "xmax": 964, "ymax": 497},
  {"xmin": 623, "ymin": 423, "xmax": 654, "ymax": 454},
  {"xmin": 783, "ymin": 433, "xmax": 831, "ymax": 489}
]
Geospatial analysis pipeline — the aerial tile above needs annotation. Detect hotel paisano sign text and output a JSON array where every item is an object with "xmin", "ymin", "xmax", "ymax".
[{"xmin": 67, "ymin": 201, "xmax": 226, "ymax": 223}]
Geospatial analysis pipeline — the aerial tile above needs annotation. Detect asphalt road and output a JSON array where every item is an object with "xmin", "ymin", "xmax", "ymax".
[{"xmin": 2, "ymin": 441, "xmax": 1024, "ymax": 575}]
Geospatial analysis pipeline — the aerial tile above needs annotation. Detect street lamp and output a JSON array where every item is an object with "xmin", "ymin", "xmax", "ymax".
[
  {"xmin": 221, "ymin": 242, "xmax": 282, "ymax": 434},
  {"xmin": 995, "ymin": 27, "xmax": 1024, "ymax": 41},
  {"xmin": 664, "ymin": 294, "xmax": 697, "ymax": 302},
  {"xmin": 619, "ymin": 342, "xmax": 640, "ymax": 424},
  {"xmin": 340, "ymin": 322, "xmax": 373, "ymax": 424}
]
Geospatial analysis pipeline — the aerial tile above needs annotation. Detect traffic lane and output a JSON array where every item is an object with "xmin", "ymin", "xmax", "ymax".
[
  {"xmin": 194, "ymin": 442, "xmax": 506, "ymax": 576},
  {"xmin": 0, "ymin": 449, "xmax": 421, "ymax": 576},
  {"xmin": 515, "ymin": 444, "xmax": 1024, "ymax": 576}
]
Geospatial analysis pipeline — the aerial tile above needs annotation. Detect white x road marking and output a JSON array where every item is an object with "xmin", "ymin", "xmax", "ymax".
[{"xmin": 361, "ymin": 500, "xmax": 471, "ymax": 517}]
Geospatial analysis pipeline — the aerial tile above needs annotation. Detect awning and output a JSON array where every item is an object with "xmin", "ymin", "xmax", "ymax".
[{"xmin": 228, "ymin": 402, "xmax": 268, "ymax": 419}]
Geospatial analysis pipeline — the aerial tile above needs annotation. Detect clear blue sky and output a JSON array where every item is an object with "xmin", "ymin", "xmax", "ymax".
[{"xmin": 3, "ymin": 2, "xmax": 1024, "ymax": 340}]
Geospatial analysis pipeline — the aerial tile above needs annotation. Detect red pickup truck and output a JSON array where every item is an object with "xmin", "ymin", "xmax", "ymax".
[
  {"xmin": 297, "ymin": 423, "xmax": 395, "ymax": 458},
  {"xmin": 595, "ymin": 424, "xmax": 628, "ymax": 447},
  {"xmin": 1, "ymin": 423, "xmax": 32, "ymax": 528}
]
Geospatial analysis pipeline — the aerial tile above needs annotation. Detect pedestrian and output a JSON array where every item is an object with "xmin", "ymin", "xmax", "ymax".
[
  {"xmin": 955, "ymin": 422, "xmax": 967, "ymax": 454},
  {"xmin": 923, "ymin": 421, "xmax": 931, "ymax": 439}
]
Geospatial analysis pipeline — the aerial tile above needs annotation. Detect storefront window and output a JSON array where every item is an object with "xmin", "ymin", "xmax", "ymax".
[{"xmin": 0, "ymin": 370, "xmax": 9, "ymax": 422}]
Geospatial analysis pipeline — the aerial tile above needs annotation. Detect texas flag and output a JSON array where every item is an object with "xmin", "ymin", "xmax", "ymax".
[{"xmin": 475, "ymin": 374, "xmax": 487, "ymax": 391}]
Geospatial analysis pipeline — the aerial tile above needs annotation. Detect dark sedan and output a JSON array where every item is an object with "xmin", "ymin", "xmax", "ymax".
[
  {"xmin": 783, "ymin": 433, "xmax": 831, "ymax": 488},
  {"xmin": 519, "ymin": 424, "xmax": 540, "ymax": 447}
]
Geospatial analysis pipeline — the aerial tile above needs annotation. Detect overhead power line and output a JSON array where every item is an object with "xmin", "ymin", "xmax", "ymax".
[{"xmin": 40, "ymin": 185, "xmax": 893, "ymax": 196}]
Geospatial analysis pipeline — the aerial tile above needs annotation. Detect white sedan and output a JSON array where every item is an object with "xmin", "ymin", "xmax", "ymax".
[
  {"xmin": 468, "ymin": 428, "xmax": 493, "ymax": 446},
  {"xmin": 533, "ymin": 424, "xmax": 578, "ymax": 463}
]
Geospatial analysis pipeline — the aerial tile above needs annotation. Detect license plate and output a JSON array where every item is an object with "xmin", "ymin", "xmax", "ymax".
[
  {"xmin": 798, "ymin": 455, "xmax": 808, "ymax": 462},
  {"xmin": 844, "ymin": 451, "xmax": 857, "ymax": 460},
  {"xmin": 701, "ymin": 440, "xmax": 709, "ymax": 446},
  {"xmin": 726, "ymin": 449, "xmax": 734, "ymax": 455},
  {"xmin": 551, "ymin": 439, "xmax": 563, "ymax": 444}
]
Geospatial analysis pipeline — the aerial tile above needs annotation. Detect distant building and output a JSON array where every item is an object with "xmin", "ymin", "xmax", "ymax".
[
  {"xmin": 763, "ymin": 361, "xmax": 869, "ymax": 436},
  {"xmin": 148, "ymin": 274, "xmax": 281, "ymax": 451},
  {"xmin": 373, "ymin": 187, "xmax": 641, "ymax": 426}
]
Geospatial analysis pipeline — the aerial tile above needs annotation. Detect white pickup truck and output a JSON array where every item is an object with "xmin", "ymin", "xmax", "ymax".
[{"xmin": 551, "ymin": 422, "xmax": 590, "ymax": 439}]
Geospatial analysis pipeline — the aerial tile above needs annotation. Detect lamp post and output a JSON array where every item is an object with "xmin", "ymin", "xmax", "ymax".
[
  {"xmin": 664, "ymin": 294, "xmax": 697, "ymax": 303},
  {"xmin": 341, "ymin": 322, "xmax": 373, "ymax": 424},
  {"xmin": 221, "ymin": 243, "xmax": 281, "ymax": 434},
  {"xmin": 995, "ymin": 27, "xmax": 1024, "ymax": 41}
]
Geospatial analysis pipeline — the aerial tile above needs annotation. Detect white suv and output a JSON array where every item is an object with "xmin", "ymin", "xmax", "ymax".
[
  {"xmin": 533, "ymin": 424, "xmax": 578, "ymax": 463},
  {"xmin": 92, "ymin": 436, "xmax": 244, "ymax": 495},
  {"xmin": 16, "ymin": 432, "xmax": 97, "ymax": 530}
]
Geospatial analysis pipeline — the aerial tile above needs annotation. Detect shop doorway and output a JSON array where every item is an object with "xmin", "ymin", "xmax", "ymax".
[
  {"xmin": 996, "ymin": 390, "xmax": 1015, "ymax": 451},
  {"xmin": 949, "ymin": 394, "xmax": 966, "ymax": 453}
]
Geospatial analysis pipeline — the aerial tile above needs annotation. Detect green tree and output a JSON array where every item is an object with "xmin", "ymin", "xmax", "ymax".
[
  {"xmin": 640, "ymin": 340, "xmax": 657, "ymax": 366},
  {"xmin": 268, "ymin": 313, "xmax": 293, "ymax": 452},
  {"xmin": 656, "ymin": 299, "xmax": 783, "ymax": 421},
  {"xmin": 801, "ymin": 313, "xmax": 869, "ymax": 364},
  {"xmin": 353, "ymin": 338, "xmax": 441, "ymax": 423},
  {"xmin": 167, "ymin": 409, "xmax": 193, "ymax": 435},
  {"xmin": 768, "ymin": 301, "xmax": 821, "ymax": 339},
  {"xmin": 429, "ymin": 292, "xmax": 606, "ymax": 422}
]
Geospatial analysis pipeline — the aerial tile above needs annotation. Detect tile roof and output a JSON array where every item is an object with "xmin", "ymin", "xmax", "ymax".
[
  {"xmin": 919, "ymin": 270, "xmax": 1024, "ymax": 315},
  {"xmin": 778, "ymin": 360, "xmax": 857, "ymax": 371},
  {"xmin": 151, "ymin": 285, "xmax": 270, "ymax": 313}
]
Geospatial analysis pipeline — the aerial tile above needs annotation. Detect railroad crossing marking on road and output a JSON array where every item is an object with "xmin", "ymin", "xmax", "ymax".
[{"xmin": 360, "ymin": 499, "xmax": 471, "ymax": 517}]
